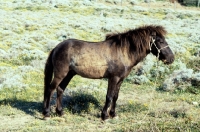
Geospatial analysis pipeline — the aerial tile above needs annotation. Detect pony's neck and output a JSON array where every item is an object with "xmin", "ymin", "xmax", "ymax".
[
  {"xmin": 128, "ymin": 35, "xmax": 150, "ymax": 66},
  {"xmin": 105, "ymin": 33, "xmax": 150, "ymax": 67},
  {"xmin": 132, "ymin": 52, "xmax": 149, "ymax": 67}
]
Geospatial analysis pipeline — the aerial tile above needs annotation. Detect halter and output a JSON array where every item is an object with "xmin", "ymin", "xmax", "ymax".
[{"xmin": 149, "ymin": 37, "xmax": 169, "ymax": 58}]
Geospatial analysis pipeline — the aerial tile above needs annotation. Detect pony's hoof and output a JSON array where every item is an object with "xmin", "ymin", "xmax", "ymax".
[
  {"xmin": 42, "ymin": 111, "xmax": 50, "ymax": 119},
  {"xmin": 101, "ymin": 118, "xmax": 110, "ymax": 123},
  {"xmin": 112, "ymin": 115, "xmax": 119, "ymax": 119},
  {"xmin": 56, "ymin": 108, "xmax": 64, "ymax": 116},
  {"xmin": 109, "ymin": 111, "xmax": 118, "ymax": 118},
  {"xmin": 43, "ymin": 116, "xmax": 51, "ymax": 120},
  {"xmin": 101, "ymin": 113, "xmax": 109, "ymax": 121}
]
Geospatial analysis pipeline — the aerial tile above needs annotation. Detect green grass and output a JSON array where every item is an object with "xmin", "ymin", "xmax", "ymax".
[
  {"xmin": 0, "ymin": 73, "xmax": 200, "ymax": 131},
  {"xmin": 1, "ymin": 1, "xmax": 200, "ymax": 131},
  {"xmin": 14, "ymin": 6, "xmax": 48, "ymax": 11}
]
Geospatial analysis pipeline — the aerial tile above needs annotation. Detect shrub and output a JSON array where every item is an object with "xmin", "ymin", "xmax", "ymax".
[
  {"xmin": 161, "ymin": 69, "xmax": 200, "ymax": 94},
  {"xmin": 130, "ymin": 0, "xmax": 139, "ymax": 5},
  {"xmin": 191, "ymin": 72, "xmax": 200, "ymax": 87},
  {"xmin": 30, "ymin": 60, "xmax": 45, "ymax": 70},
  {"xmin": 46, "ymin": 40, "xmax": 59, "ymax": 52},
  {"xmin": 82, "ymin": 0, "xmax": 93, "ymax": 6},
  {"xmin": 164, "ymin": 13, "xmax": 177, "ymax": 20},
  {"xmin": 105, "ymin": 0, "xmax": 113, "ymax": 4},
  {"xmin": 186, "ymin": 57, "xmax": 200, "ymax": 72},
  {"xmin": 161, "ymin": 69, "xmax": 193, "ymax": 91},
  {"xmin": 130, "ymin": 75, "xmax": 150, "ymax": 84},
  {"xmin": 0, "ymin": 67, "xmax": 27, "ymax": 90},
  {"xmin": 0, "ymin": 49, "xmax": 7, "ymax": 59},
  {"xmin": 188, "ymin": 33, "xmax": 200, "ymax": 43},
  {"xmin": 19, "ymin": 49, "xmax": 46, "ymax": 65}
]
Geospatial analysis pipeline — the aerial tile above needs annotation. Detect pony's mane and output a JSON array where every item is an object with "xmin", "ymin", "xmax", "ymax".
[
  {"xmin": 105, "ymin": 25, "xmax": 167, "ymax": 56},
  {"xmin": 106, "ymin": 25, "xmax": 167, "ymax": 40}
]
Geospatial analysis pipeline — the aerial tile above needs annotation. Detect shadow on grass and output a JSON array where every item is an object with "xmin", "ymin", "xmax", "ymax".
[
  {"xmin": 62, "ymin": 92, "xmax": 101, "ymax": 114},
  {"xmin": 118, "ymin": 102, "xmax": 148, "ymax": 113},
  {"xmin": 0, "ymin": 99, "xmax": 43, "ymax": 116},
  {"xmin": 0, "ymin": 92, "xmax": 101, "ymax": 119}
]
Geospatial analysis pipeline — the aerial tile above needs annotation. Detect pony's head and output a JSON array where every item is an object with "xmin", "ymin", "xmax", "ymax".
[{"xmin": 149, "ymin": 31, "xmax": 174, "ymax": 64}]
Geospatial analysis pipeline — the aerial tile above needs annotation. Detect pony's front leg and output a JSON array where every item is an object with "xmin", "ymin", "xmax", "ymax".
[
  {"xmin": 109, "ymin": 80, "xmax": 123, "ymax": 118},
  {"xmin": 101, "ymin": 77, "xmax": 120, "ymax": 120},
  {"xmin": 101, "ymin": 94, "xmax": 113, "ymax": 120}
]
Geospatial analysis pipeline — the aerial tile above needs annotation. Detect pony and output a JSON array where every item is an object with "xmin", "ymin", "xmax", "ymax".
[{"xmin": 43, "ymin": 25, "xmax": 174, "ymax": 120}]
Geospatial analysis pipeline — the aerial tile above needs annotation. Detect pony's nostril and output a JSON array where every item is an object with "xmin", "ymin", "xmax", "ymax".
[
  {"xmin": 168, "ymin": 55, "xmax": 174, "ymax": 63},
  {"xmin": 168, "ymin": 57, "xmax": 174, "ymax": 64},
  {"xmin": 171, "ymin": 57, "xmax": 175, "ymax": 63},
  {"xmin": 164, "ymin": 55, "xmax": 174, "ymax": 64}
]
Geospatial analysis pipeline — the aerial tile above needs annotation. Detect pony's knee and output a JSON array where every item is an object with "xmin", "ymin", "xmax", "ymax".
[
  {"xmin": 57, "ymin": 86, "xmax": 63, "ymax": 95},
  {"xmin": 106, "ymin": 95, "xmax": 113, "ymax": 103},
  {"xmin": 50, "ymin": 77, "xmax": 63, "ymax": 90}
]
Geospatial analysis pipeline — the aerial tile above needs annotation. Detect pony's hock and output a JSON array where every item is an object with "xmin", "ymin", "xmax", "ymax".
[{"xmin": 43, "ymin": 25, "xmax": 175, "ymax": 120}]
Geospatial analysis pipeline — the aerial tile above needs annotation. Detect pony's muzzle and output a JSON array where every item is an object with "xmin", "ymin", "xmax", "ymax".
[{"xmin": 163, "ymin": 54, "xmax": 174, "ymax": 65}]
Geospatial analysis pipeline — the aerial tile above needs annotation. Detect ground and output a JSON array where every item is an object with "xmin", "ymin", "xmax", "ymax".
[{"xmin": 0, "ymin": 0, "xmax": 200, "ymax": 131}]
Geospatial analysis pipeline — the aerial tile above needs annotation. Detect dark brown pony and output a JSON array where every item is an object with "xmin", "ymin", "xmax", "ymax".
[{"xmin": 43, "ymin": 25, "xmax": 174, "ymax": 120}]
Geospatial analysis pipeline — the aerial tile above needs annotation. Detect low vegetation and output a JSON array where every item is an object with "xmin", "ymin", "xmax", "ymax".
[{"xmin": 0, "ymin": 0, "xmax": 199, "ymax": 131}]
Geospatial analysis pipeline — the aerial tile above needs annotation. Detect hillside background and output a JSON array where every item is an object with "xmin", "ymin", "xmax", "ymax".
[{"xmin": 0, "ymin": 0, "xmax": 200, "ymax": 131}]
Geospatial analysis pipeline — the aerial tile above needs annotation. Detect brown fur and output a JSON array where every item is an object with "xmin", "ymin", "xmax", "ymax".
[
  {"xmin": 42, "ymin": 25, "xmax": 174, "ymax": 121},
  {"xmin": 106, "ymin": 25, "xmax": 167, "ymax": 58}
]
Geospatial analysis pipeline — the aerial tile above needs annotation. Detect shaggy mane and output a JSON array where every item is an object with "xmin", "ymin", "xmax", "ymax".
[
  {"xmin": 105, "ymin": 25, "xmax": 167, "ymax": 56},
  {"xmin": 106, "ymin": 25, "xmax": 167, "ymax": 40}
]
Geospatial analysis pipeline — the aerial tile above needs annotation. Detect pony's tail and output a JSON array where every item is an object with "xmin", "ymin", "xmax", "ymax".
[{"xmin": 44, "ymin": 49, "xmax": 54, "ymax": 97}]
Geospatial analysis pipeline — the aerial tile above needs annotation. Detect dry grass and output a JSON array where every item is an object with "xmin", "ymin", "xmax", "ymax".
[
  {"xmin": 0, "ymin": 0, "xmax": 200, "ymax": 131},
  {"xmin": 0, "ymin": 75, "xmax": 199, "ymax": 131}
]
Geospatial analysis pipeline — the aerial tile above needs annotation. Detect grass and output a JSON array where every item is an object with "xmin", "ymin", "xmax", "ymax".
[
  {"xmin": 1, "ymin": 0, "xmax": 200, "ymax": 131},
  {"xmin": 0, "ymin": 74, "xmax": 200, "ymax": 131},
  {"xmin": 14, "ymin": 6, "xmax": 49, "ymax": 11}
]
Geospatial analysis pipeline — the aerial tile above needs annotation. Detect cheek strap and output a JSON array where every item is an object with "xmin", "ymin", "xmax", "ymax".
[{"xmin": 149, "ymin": 37, "xmax": 169, "ymax": 58}]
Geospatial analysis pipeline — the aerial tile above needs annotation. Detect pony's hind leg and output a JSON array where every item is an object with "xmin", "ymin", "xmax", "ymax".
[
  {"xmin": 56, "ymin": 71, "xmax": 76, "ymax": 116},
  {"xmin": 43, "ymin": 76, "xmax": 63, "ymax": 118}
]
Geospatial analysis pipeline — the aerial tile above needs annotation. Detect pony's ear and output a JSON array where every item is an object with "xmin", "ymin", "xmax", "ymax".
[{"xmin": 151, "ymin": 31, "xmax": 156, "ymax": 39}]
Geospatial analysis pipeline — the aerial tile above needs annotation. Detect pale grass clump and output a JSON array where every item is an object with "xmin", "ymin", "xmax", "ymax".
[
  {"xmin": 191, "ymin": 72, "xmax": 200, "ymax": 87},
  {"xmin": 129, "ymin": 0, "xmax": 139, "ymax": 5},
  {"xmin": 130, "ymin": 75, "xmax": 150, "ymax": 84},
  {"xmin": 0, "ymin": 67, "xmax": 27, "ymax": 90},
  {"xmin": 0, "ymin": 0, "xmax": 200, "ymax": 131},
  {"xmin": 166, "ymin": 39, "xmax": 187, "ymax": 54},
  {"xmin": 188, "ymin": 32, "xmax": 200, "ymax": 43},
  {"xmin": 149, "ymin": 101, "xmax": 191, "ymax": 118},
  {"xmin": 164, "ymin": 12, "xmax": 177, "ymax": 20},
  {"xmin": 161, "ymin": 69, "xmax": 193, "ymax": 91},
  {"xmin": 30, "ymin": 59, "xmax": 46, "ymax": 70},
  {"xmin": 0, "ymin": 64, "xmax": 43, "ymax": 91},
  {"xmin": 0, "ymin": 49, "xmax": 7, "ymax": 59}
]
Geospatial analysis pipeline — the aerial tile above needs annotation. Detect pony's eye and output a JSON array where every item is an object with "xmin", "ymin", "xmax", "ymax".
[{"xmin": 159, "ymin": 39, "xmax": 164, "ymax": 43}]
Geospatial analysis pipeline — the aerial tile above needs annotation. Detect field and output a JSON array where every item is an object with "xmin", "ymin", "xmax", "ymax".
[{"xmin": 0, "ymin": 0, "xmax": 200, "ymax": 131}]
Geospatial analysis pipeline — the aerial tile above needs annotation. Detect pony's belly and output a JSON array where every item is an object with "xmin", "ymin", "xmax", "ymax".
[
  {"xmin": 70, "ymin": 51, "xmax": 109, "ymax": 78},
  {"xmin": 73, "ymin": 65, "xmax": 108, "ymax": 79}
]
